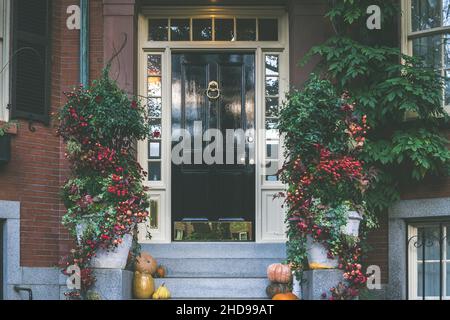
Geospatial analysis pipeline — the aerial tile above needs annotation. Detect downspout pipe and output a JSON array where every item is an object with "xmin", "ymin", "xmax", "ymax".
[{"xmin": 80, "ymin": 0, "xmax": 89, "ymax": 86}]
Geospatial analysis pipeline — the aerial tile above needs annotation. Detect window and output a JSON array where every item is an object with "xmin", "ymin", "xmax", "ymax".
[
  {"xmin": 149, "ymin": 199, "xmax": 158, "ymax": 229},
  {"xmin": 408, "ymin": 222, "xmax": 450, "ymax": 300},
  {"xmin": 10, "ymin": 0, "xmax": 52, "ymax": 124},
  {"xmin": 264, "ymin": 54, "xmax": 281, "ymax": 182},
  {"xmin": 148, "ymin": 17, "xmax": 278, "ymax": 42},
  {"xmin": 147, "ymin": 54, "xmax": 163, "ymax": 182},
  {"xmin": 404, "ymin": 0, "xmax": 450, "ymax": 109},
  {"xmin": 0, "ymin": 0, "xmax": 10, "ymax": 122}
]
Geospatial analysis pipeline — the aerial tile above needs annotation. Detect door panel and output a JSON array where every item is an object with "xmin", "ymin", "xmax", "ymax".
[{"xmin": 171, "ymin": 53, "xmax": 255, "ymax": 241}]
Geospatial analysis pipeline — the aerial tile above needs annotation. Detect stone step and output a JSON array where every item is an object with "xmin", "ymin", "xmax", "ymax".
[
  {"xmin": 141, "ymin": 243, "xmax": 286, "ymax": 259},
  {"xmin": 155, "ymin": 258, "xmax": 279, "ymax": 278},
  {"xmin": 154, "ymin": 278, "xmax": 270, "ymax": 299}
]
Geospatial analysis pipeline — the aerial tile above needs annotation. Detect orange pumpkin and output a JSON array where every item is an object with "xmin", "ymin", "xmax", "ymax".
[
  {"xmin": 155, "ymin": 265, "xmax": 166, "ymax": 278},
  {"xmin": 135, "ymin": 252, "xmax": 157, "ymax": 274},
  {"xmin": 267, "ymin": 263, "xmax": 292, "ymax": 283},
  {"xmin": 272, "ymin": 292, "xmax": 299, "ymax": 300}
]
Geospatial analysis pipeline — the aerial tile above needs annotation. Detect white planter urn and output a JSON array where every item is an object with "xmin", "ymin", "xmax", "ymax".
[
  {"xmin": 342, "ymin": 210, "xmax": 363, "ymax": 237},
  {"xmin": 76, "ymin": 223, "xmax": 133, "ymax": 270},
  {"xmin": 306, "ymin": 235, "xmax": 339, "ymax": 269},
  {"xmin": 292, "ymin": 273, "xmax": 302, "ymax": 298},
  {"xmin": 306, "ymin": 210, "xmax": 363, "ymax": 270},
  {"xmin": 90, "ymin": 233, "xmax": 133, "ymax": 269},
  {"xmin": 75, "ymin": 222, "xmax": 88, "ymax": 245}
]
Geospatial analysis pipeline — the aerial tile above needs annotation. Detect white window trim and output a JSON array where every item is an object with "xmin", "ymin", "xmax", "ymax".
[
  {"xmin": 408, "ymin": 222, "xmax": 450, "ymax": 300},
  {"xmin": 0, "ymin": 0, "xmax": 10, "ymax": 122},
  {"xmin": 401, "ymin": 0, "xmax": 450, "ymax": 112},
  {"xmin": 137, "ymin": 6, "xmax": 289, "ymax": 243}
]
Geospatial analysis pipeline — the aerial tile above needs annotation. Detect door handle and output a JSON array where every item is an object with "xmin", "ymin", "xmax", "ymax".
[{"xmin": 206, "ymin": 81, "xmax": 220, "ymax": 100}]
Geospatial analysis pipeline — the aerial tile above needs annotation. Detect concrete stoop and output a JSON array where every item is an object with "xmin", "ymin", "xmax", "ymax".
[
  {"xmin": 142, "ymin": 243, "xmax": 286, "ymax": 299},
  {"xmin": 154, "ymin": 278, "xmax": 270, "ymax": 299}
]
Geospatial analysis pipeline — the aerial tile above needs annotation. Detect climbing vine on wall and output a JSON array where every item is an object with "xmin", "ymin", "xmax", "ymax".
[{"xmin": 281, "ymin": 0, "xmax": 450, "ymax": 299}]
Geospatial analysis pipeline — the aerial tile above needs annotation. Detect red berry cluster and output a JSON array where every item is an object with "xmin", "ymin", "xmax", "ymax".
[
  {"xmin": 296, "ymin": 217, "xmax": 329, "ymax": 242},
  {"xmin": 327, "ymin": 282, "xmax": 360, "ymax": 300},
  {"xmin": 107, "ymin": 174, "xmax": 130, "ymax": 198},
  {"xmin": 315, "ymin": 146, "xmax": 364, "ymax": 183},
  {"xmin": 342, "ymin": 262, "xmax": 366, "ymax": 285},
  {"xmin": 347, "ymin": 115, "xmax": 369, "ymax": 148}
]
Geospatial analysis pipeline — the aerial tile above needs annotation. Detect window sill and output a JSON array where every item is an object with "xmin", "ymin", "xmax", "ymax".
[{"xmin": 0, "ymin": 121, "xmax": 18, "ymax": 135}]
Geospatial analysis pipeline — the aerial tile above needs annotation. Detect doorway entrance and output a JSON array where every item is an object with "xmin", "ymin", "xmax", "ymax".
[{"xmin": 171, "ymin": 52, "xmax": 255, "ymax": 241}]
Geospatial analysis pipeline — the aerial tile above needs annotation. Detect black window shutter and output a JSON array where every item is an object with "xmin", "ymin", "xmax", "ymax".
[{"xmin": 11, "ymin": 0, "xmax": 52, "ymax": 125}]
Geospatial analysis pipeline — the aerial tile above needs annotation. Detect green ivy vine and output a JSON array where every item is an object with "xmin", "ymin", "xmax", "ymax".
[{"xmin": 281, "ymin": 0, "xmax": 450, "ymax": 299}]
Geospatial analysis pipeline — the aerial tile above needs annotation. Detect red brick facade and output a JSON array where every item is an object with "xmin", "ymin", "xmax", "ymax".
[{"xmin": 0, "ymin": 0, "xmax": 103, "ymax": 267}]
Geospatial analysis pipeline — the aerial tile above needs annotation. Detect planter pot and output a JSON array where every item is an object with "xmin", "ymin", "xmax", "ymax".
[
  {"xmin": 0, "ymin": 134, "xmax": 11, "ymax": 165},
  {"xmin": 76, "ymin": 222, "xmax": 133, "ymax": 270},
  {"xmin": 75, "ymin": 222, "xmax": 88, "ymax": 245},
  {"xmin": 90, "ymin": 233, "xmax": 133, "ymax": 269},
  {"xmin": 342, "ymin": 211, "xmax": 363, "ymax": 237},
  {"xmin": 306, "ymin": 236, "xmax": 339, "ymax": 270},
  {"xmin": 292, "ymin": 273, "xmax": 302, "ymax": 299}
]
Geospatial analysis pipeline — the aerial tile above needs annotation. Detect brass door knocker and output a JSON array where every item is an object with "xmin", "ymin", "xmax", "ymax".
[{"xmin": 206, "ymin": 81, "xmax": 220, "ymax": 100}]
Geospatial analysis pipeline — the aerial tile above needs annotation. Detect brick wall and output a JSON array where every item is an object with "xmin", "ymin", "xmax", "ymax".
[
  {"xmin": 0, "ymin": 0, "xmax": 103, "ymax": 267},
  {"xmin": 364, "ymin": 214, "xmax": 389, "ymax": 284}
]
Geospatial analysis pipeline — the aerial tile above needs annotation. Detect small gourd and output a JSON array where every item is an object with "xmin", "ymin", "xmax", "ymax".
[
  {"xmin": 152, "ymin": 283, "xmax": 171, "ymax": 300},
  {"xmin": 155, "ymin": 265, "xmax": 166, "ymax": 278}
]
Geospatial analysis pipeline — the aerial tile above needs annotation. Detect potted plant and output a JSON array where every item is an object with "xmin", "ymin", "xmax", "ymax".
[
  {"xmin": 57, "ymin": 69, "xmax": 151, "ymax": 298},
  {"xmin": 279, "ymin": 76, "xmax": 377, "ymax": 299}
]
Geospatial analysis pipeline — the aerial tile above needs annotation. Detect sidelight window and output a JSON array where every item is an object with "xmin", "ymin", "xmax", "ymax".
[
  {"xmin": 147, "ymin": 54, "xmax": 163, "ymax": 182},
  {"xmin": 264, "ymin": 54, "xmax": 281, "ymax": 182}
]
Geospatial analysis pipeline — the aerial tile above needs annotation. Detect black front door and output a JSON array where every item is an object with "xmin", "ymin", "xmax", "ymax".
[{"xmin": 171, "ymin": 52, "xmax": 255, "ymax": 241}]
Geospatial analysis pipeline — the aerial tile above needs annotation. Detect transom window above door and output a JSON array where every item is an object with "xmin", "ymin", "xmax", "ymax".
[{"xmin": 148, "ymin": 17, "xmax": 279, "ymax": 42}]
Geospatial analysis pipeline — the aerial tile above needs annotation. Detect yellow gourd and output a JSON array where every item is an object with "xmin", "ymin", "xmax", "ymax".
[
  {"xmin": 133, "ymin": 271, "xmax": 155, "ymax": 299},
  {"xmin": 152, "ymin": 283, "xmax": 171, "ymax": 300}
]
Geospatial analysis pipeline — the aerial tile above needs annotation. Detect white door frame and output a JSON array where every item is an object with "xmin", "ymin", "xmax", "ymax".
[{"xmin": 137, "ymin": 6, "xmax": 289, "ymax": 243}]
